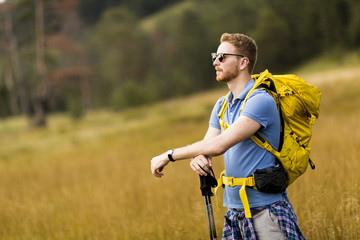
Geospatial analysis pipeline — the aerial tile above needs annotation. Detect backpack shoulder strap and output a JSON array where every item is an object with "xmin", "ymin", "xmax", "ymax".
[
  {"xmin": 242, "ymin": 70, "xmax": 283, "ymax": 157},
  {"xmin": 218, "ymin": 69, "xmax": 274, "ymax": 131},
  {"xmin": 240, "ymin": 69, "xmax": 273, "ymax": 112},
  {"xmin": 218, "ymin": 91, "xmax": 231, "ymax": 130},
  {"xmin": 250, "ymin": 132, "xmax": 281, "ymax": 159}
]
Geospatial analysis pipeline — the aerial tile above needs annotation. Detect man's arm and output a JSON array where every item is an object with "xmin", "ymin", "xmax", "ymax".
[
  {"xmin": 189, "ymin": 127, "xmax": 220, "ymax": 176},
  {"xmin": 151, "ymin": 115, "xmax": 261, "ymax": 177}
]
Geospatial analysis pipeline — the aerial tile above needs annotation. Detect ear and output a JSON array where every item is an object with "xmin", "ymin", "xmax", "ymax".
[{"xmin": 238, "ymin": 57, "xmax": 250, "ymax": 71}]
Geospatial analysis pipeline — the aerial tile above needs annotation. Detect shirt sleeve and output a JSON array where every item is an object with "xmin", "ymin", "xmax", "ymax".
[
  {"xmin": 209, "ymin": 96, "xmax": 224, "ymax": 130},
  {"xmin": 241, "ymin": 89, "xmax": 277, "ymax": 128}
]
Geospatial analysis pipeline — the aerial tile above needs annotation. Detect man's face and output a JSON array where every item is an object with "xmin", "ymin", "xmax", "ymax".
[{"xmin": 213, "ymin": 42, "xmax": 241, "ymax": 83}]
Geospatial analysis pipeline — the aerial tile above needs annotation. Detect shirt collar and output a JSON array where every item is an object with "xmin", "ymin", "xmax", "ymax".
[{"xmin": 226, "ymin": 79, "xmax": 255, "ymax": 103}]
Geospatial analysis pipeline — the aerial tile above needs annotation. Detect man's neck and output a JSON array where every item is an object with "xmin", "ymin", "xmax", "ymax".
[{"xmin": 227, "ymin": 72, "xmax": 252, "ymax": 103}]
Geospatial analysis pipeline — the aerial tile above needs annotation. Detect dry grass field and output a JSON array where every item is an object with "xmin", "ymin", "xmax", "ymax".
[{"xmin": 0, "ymin": 66, "xmax": 359, "ymax": 239}]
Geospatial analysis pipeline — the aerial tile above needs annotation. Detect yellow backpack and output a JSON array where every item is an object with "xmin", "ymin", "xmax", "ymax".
[{"xmin": 215, "ymin": 69, "xmax": 321, "ymax": 217}]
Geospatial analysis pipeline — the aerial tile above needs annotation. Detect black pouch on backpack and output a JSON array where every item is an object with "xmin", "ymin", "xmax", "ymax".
[{"xmin": 253, "ymin": 164, "xmax": 287, "ymax": 193}]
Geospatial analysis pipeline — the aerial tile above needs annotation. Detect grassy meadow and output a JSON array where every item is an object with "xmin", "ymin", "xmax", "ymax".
[{"xmin": 1, "ymin": 65, "xmax": 360, "ymax": 239}]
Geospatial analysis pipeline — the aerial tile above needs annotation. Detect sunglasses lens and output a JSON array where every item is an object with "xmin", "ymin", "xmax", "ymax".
[
  {"xmin": 218, "ymin": 54, "xmax": 224, "ymax": 62},
  {"xmin": 211, "ymin": 53, "xmax": 216, "ymax": 62},
  {"xmin": 211, "ymin": 53, "xmax": 225, "ymax": 63}
]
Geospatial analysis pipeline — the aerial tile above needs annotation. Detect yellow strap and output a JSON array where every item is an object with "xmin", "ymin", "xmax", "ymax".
[
  {"xmin": 218, "ymin": 92, "xmax": 231, "ymax": 131},
  {"xmin": 214, "ymin": 170, "xmax": 225, "ymax": 209},
  {"xmin": 250, "ymin": 135, "xmax": 281, "ymax": 159},
  {"xmin": 219, "ymin": 119, "xmax": 229, "ymax": 131},
  {"xmin": 240, "ymin": 182, "xmax": 252, "ymax": 218},
  {"xmin": 218, "ymin": 101, "xmax": 228, "ymax": 119},
  {"xmin": 310, "ymin": 114, "xmax": 316, "ymax": 125},
  {"xmin": 240, "ymin": 70, "xmax": 272, "ymax": 112},
  {"xmin": 215, "ymin": 172, "xmax": 256, "ymax": 218},
  {"xmin": 218, "ymin": 92, "xmax": 230, "ymax": 119},
  {"xmin": 222, "ymin": 175, "xmax": 256, "ymax": 188}
]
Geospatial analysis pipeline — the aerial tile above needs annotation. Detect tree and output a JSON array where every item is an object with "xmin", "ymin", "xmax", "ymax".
[
  {"xmin": 251, "ymin": 6, "xmax": 293, "ymax": 72},
  {"xmin": 47, "ymin": 1, "xmax": 94, "ymax": 115},
  {"xmin": 1, "ymin": 2, "xmax": 31, "ymax": 117},
  {"xmin": 33, "ymin": 0, "xmax": 50, "ymax": 127},
  {"xmin": 89, "ymin": 7, "xmax": 148, "ymax": 108},
  {"xmin": 172, "ymin": 8, "xmax": 214, "ymax": 93},
  {"xmin": 347, "ymin": 0, "xmax": 360, "ymax": 47}
]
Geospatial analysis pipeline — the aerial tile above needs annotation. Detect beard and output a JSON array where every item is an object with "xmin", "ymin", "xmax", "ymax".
[{"xmin": 216, "ymin": 64, "xmax": 240, "ymax": 83}]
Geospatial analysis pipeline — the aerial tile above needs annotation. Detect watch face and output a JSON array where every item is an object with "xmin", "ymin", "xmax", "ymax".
[{"xmin": 167, "ymin": 149, "xmax": 174, "ymax": 155}]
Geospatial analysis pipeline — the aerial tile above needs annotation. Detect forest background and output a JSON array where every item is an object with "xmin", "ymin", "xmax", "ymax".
[{"xmin": 1, "ymin": 0, "xmax": 360, "ymax": 126}]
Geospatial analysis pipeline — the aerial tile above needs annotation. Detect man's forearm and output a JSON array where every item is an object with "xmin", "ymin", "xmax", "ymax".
[
  {"xmin": 171, "ymin": 116, "xmax": 260, "ymax": 161},
  {"xmin": 171, "ymin": 136, "xmax": 225, "ymax": 161}
]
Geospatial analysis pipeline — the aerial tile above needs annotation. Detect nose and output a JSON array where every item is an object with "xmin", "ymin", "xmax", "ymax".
[{"xmin": 213, "ymin": 58, "xmax": 220, "ymax": 66}]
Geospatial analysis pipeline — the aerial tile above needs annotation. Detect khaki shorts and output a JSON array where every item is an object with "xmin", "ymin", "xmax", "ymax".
[{"xmin": 251, "ymin": 208, "xmax": 287, "ymax": 240}]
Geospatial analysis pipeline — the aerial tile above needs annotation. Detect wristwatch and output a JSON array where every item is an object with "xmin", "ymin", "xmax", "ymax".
[{"xmin": 167, "ymin": 149, "xmax": 175, "ymax": 162}]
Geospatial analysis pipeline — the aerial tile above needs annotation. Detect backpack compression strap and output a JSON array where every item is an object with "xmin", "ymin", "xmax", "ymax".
[{"xmin": 214, "ymin": 170, "xmax": 256, "ymax": 218}]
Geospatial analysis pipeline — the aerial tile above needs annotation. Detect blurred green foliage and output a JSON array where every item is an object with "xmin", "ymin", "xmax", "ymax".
[{"xmin": 1, "ymin": 0, "xmax": 360, "ymax": 119}]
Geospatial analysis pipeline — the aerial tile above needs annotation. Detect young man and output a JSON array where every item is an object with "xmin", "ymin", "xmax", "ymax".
[{"xmin": 151, "ymin": 33, "xmax": 305, "ymax": 239}]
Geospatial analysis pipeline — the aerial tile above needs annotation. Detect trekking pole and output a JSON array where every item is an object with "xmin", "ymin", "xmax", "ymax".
[{"xmin": 199, "ymin": 168, "xmax": 218, "ymax": 240}]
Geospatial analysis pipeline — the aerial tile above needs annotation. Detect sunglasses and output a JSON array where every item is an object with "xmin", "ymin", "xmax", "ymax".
[{"xmin": 211, "ymin": 52, "xmax": 245, "ymax": 63}]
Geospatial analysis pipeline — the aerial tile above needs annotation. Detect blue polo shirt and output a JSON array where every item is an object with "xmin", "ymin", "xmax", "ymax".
[{"xmin": 209, "ymin": 79, "xmax": 283, "ymax": 209}]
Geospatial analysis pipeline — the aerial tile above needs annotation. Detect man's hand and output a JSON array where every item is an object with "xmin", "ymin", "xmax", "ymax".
[
  {"xmin": 190, "ymin": 155, "xmax": 212, "ymax": 176},
  {"xmin": 151, "ymin": 153, "xmax": 169, "ymax": 178}
]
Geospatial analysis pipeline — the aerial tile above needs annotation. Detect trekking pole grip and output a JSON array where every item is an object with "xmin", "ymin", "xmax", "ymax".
[{"xmin": 199, "ymin": 168, "xmax": 218, "ymax": 196}]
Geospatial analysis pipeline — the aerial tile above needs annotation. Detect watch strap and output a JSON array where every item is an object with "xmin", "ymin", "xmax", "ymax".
[{"xmin": 168, "ymin": 150, "xmax": 175, "ymax": 162}]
